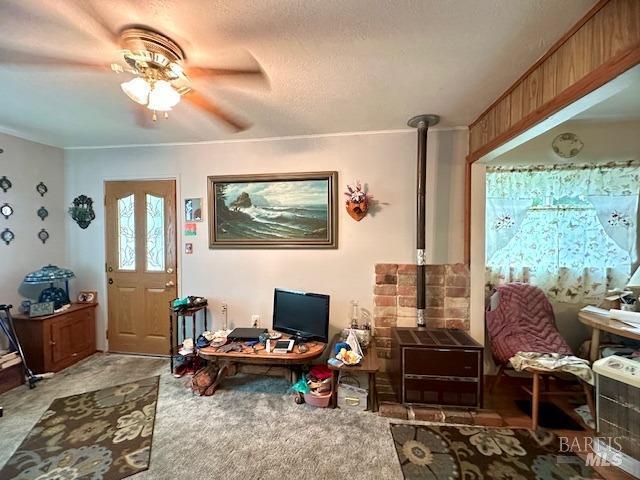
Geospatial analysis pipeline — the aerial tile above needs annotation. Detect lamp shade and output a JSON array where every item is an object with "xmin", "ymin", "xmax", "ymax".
[
  {"xmin": 121, "ymin": 77, "xmax": 151, "ymax": 105},
  {"xmin": 627, "ymin": 267, "xmax": 640, "ymax": 288},
  {"xmin": 24, "ymin": 264, "xmax": 75, "ymax": 284},
  {"xmin": 147, "ymin": 80, "xmax": 180, "ymax": 111}
]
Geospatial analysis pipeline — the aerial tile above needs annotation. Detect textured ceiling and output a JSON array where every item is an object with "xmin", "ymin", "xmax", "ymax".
[{"xmin": 0, "ymin": 0, "xmax": 596, "ymax": 148}]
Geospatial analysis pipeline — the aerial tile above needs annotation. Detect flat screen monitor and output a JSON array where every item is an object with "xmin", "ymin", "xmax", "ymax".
[{"xmin": 273, "ymin": 288, "xmax": 329, "ymax": 343}]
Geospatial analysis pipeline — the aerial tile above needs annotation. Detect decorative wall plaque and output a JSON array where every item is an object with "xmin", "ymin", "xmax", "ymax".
[
  {"xmin": 38, "ymin": 229, "xmax": 49, "ymax": 244},
  {"xmin": 1, "ymin": 228, "xmax": 15, "ymax": 245},
  {"xmin": 552, "ymin": 132, "xmax": 584, "ymax": 158},
  {"xmin": 0, "ymin": 176, "xmax": 11, "ymax": 193},
  {"xmin": 69, "ymin": 194, "xmax": 96, "ymax": 229},
  {"xmin": 37, "ymin": 206, "xmax": 48, "ymax": 221},
  {"xmin": 36, "ymin": 182, "xmax": 48, "ymax": 197}
]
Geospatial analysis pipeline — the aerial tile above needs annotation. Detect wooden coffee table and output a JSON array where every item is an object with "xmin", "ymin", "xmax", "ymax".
[{"xmin": 198, "ymin": 339, "xmax": 326, "ymax": 383}]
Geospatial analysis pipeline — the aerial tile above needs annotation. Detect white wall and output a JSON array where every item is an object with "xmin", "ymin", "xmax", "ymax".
[
  {"xmin": 64, "ymin": 129, "xmax": 468, "ymax": 351},
  {"xmin": 0, "ymin": 132, "xmax": 66, "ymax": 319}
]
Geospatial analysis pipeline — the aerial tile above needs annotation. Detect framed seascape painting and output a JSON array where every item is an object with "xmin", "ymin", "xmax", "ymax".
[{"xmin": 207, "ymin": 171, "xmax": 337, "ymax": 248}]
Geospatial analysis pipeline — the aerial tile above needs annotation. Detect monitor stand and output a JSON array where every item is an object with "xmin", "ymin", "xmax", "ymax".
[{"xmin": 291, "ymin": 333, "xmax": 313, "ymax": 345}]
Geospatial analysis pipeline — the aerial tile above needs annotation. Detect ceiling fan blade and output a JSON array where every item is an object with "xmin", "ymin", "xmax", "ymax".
[
  {"xmin": 185, "ymin": 66, "xmax": 265, "ymax": 79},
  {"xmin": 0, "ymin": 47, "xmax": 109, "ymax": 70},
  {"xmin": 44, "ymin": 0, "xmax": 120, "ymax": 47},
  {"xmin": 182, "ymin": 91, "xmax": 249, "ymax": 132}
]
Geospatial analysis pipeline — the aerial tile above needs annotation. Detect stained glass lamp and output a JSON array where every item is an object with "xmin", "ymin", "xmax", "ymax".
[{"xmin": 23, "ymin": 265, "xmax": 75, "ymax": 309}]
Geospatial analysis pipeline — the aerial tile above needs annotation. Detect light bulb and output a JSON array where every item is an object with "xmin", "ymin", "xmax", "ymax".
[
  {"xmin": 120, "ymin": 77, "xmax": 150, "ymax": 105},
  {"xmin": 147, "ymin": 80, "xmax": 181, "ymax": 111}
]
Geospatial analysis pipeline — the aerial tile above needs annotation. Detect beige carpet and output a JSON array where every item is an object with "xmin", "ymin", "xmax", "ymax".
[{"xmin": 0, "ymin": 353, "xmax": 401, "ymax": 480}]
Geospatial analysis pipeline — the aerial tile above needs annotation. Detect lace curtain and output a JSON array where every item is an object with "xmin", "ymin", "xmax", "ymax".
[{"xmin": 486, "ymin": 161, "xmax": 640, "ymax": 303}]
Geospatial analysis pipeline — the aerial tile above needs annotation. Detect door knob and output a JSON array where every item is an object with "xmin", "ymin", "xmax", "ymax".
[
  {"xmin": 166, "ymin": 267, "xmax": 174, "ymax": 274},
  {"xmin": 108, "ymin": 278, "xmax": 113, "ymax": 285},
  {"xmin": 165, "ymin": 280, "xmax": 175, "ymax": 288}
]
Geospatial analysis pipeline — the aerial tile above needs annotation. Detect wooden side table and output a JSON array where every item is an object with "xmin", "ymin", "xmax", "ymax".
[
  {"xmin": 169, "ymin": 303, "xmax": 208, "ymax": 373},
  {"xmin": 578, "ymin": 308, "xmax": 640, "ymax": 362},
  {"xmin": 12, "ymin": 303, "xmax": 97, "ymax": 373},
  {"xmin": 327, "ymin": 337, "xmax": 380, "ymax": 412}
]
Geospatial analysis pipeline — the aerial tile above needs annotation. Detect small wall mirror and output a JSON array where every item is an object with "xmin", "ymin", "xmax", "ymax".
[
  {"xmin": 37, "ymin": 206, "xmax": 48, "ymax": 221},
  {"xmin": 0, "ymin": 176, "xmax": 11, "ymax": 193},
  {"xmin": 1, "ymin": 228, "xmax": 14, "ymax": 245},
  {"xmin": 1, "ymin": 203, "xmax": 13, "ymax": 219},
  {"xmin": 38, "ymin": 228, "xmax": 49, "ymax": 244},
  {"xmin": 36, "ymin": 182, "xmax": 48, "ymax": 197}
]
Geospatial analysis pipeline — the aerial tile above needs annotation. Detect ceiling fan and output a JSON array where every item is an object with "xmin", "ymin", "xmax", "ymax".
[{"xmin": 0, "ymin": 20, "xmax": 267, "ymax": 131}]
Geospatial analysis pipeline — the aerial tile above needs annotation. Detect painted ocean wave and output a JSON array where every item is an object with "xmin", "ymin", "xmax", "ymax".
[{"xmin": 218, "ymin": 204, "xmax": 328, "ymax": 240}]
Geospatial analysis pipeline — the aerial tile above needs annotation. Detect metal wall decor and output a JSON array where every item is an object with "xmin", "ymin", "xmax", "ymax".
[
  {"xmin": 38, "ymin": 229, "xmax": 49, "ymax": 244},
  {"xmin": 36, "ymin": 182, "xmax": 48, "ymax": 197},
  {"xmin": 68, "ymin": 194, "xmax": 96, "ymax": 229},
  {"xmin": 0, "ymin": 176, "xmax": 11, "ymax": 193},
  {"xmin": 1, "ymin": 228, "xmax": 14, "ymax": 245},
  {"xmin": 37, "ymin": 206, "xmax": 48, "ymax": 221},
  {"xmin": 1, "ymin": 203, "xmax": 13, "ymax": 219}
]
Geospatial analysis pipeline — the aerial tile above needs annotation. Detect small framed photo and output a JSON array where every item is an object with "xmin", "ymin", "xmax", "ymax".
[
  {"xmin": 185, "ymin": 198, "xmax": 203, "ymax": 222},
  {"xmin": 77, "ymin": 291, "xmax": 97, "ymax": 304}
]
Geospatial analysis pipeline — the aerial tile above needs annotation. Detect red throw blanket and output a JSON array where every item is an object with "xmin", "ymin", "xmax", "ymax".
[{"xmin": 486, "ymin": 283, "xmax": 573, "ymax": 365}]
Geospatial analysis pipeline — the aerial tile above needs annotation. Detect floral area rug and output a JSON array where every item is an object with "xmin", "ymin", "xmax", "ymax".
[
  {"xmin": 0, "ymin": 376, "xmax": 159, "ymax": 480},
  {"xmin": 390, "ymin": 424, "xmax": 602, "ymax": 479}
]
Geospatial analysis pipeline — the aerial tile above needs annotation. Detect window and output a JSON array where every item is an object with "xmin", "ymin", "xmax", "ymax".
[
  {"xmin": 486, "ymin": 162, "xmax": 639, "ymax": 303},
  {"xmin": 118, "ymin": 194, "xmax": 136, "ymax": 270},
  {"xmin": 146, "ymin": 194, "xmax": 165, "ymax": 272}
]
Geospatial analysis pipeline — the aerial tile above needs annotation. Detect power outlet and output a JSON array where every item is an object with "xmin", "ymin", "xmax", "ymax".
[
  {"xmin": 251, "ymin": 314, "xmax": 260, "ymax": 328},
  {"xmin": 221, "ymin": 303, "xmax": 228, "ymax": 330}
]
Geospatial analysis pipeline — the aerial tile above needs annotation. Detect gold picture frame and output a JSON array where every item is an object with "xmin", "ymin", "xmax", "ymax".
[
  {"xmin": 207, "ymin": 171, "xmax": 338, "ymax": 249},
  {"xmin": 77, "ymin": 291, "xmax": 98, "ymax": 304}
]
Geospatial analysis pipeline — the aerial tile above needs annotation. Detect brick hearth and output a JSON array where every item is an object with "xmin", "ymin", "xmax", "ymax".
[{"xmin": 373, "ymin": 263, "xmax": 470, "ymax": 367}]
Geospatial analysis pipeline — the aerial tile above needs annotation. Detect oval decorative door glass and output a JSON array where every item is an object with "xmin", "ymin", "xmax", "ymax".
[
  {"xmin": 118, "ymin": 194, "xmax": 136, "ymax": 270},
  {"xmin": 146, "ymin": 194, "xmax": 165, "ymax": 271}
]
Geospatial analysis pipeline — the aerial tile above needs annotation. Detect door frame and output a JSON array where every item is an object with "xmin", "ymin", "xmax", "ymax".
[{"xmin": 102, "ymin": 174, "xmax": 181, "ymax": 353}]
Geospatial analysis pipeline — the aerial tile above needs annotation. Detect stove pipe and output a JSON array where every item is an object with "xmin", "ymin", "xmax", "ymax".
[{"xmin": 407, "ymin": 114, "xmax": 440, "ymax": 327}]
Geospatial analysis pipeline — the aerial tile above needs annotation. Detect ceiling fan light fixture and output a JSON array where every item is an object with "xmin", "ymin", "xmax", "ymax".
[
  {"xmin": 169, "ymin": 62, "xmax": 184, "ymax": 77},
  {"xmin": 147, "ymin": 80, "xmax": 181, "ymax": 111},
  {"xmin": 120, "ymin": 77, "xmax": 150, "ymax": 105}
]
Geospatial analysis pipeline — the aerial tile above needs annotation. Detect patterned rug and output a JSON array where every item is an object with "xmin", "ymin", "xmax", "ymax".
[
  {"xmin": 390, "ymin": 424, "xmax": 602, "ymax": 479},
  {"xmin": 0, "ymin": 376, "xmax": 160, "ymax": 480}
]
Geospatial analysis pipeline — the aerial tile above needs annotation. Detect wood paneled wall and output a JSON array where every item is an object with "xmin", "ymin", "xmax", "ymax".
[{"xmin": 467, "ymin": 0, "xmax": 640, "ymax": 162}]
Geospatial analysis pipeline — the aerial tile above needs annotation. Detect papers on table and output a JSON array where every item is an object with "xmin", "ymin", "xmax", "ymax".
[
  {"xmin": 609, "ymin": 309, "xmax": 640, "ymax": 325},
  {"xmin": 581, "ymin": 305, "xmax": 610, "ymax": 316}
]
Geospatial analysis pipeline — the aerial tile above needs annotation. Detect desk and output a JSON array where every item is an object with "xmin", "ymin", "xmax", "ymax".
[
  {"xmin": 578, "ymin": 309, "xmax": 640, "ymax": 362},
  {"xmin": 327, "ymin": 340, "xmax": 379, "ymax": 412},
  {"xmin": 199, "ymin": 340, "xmax": 326, "ymax": 383}
]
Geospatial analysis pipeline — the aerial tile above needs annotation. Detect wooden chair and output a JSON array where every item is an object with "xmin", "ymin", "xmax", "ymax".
[{"xmin": 486, "ymin": 284, "xmax": 595, "ymax": 429}]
